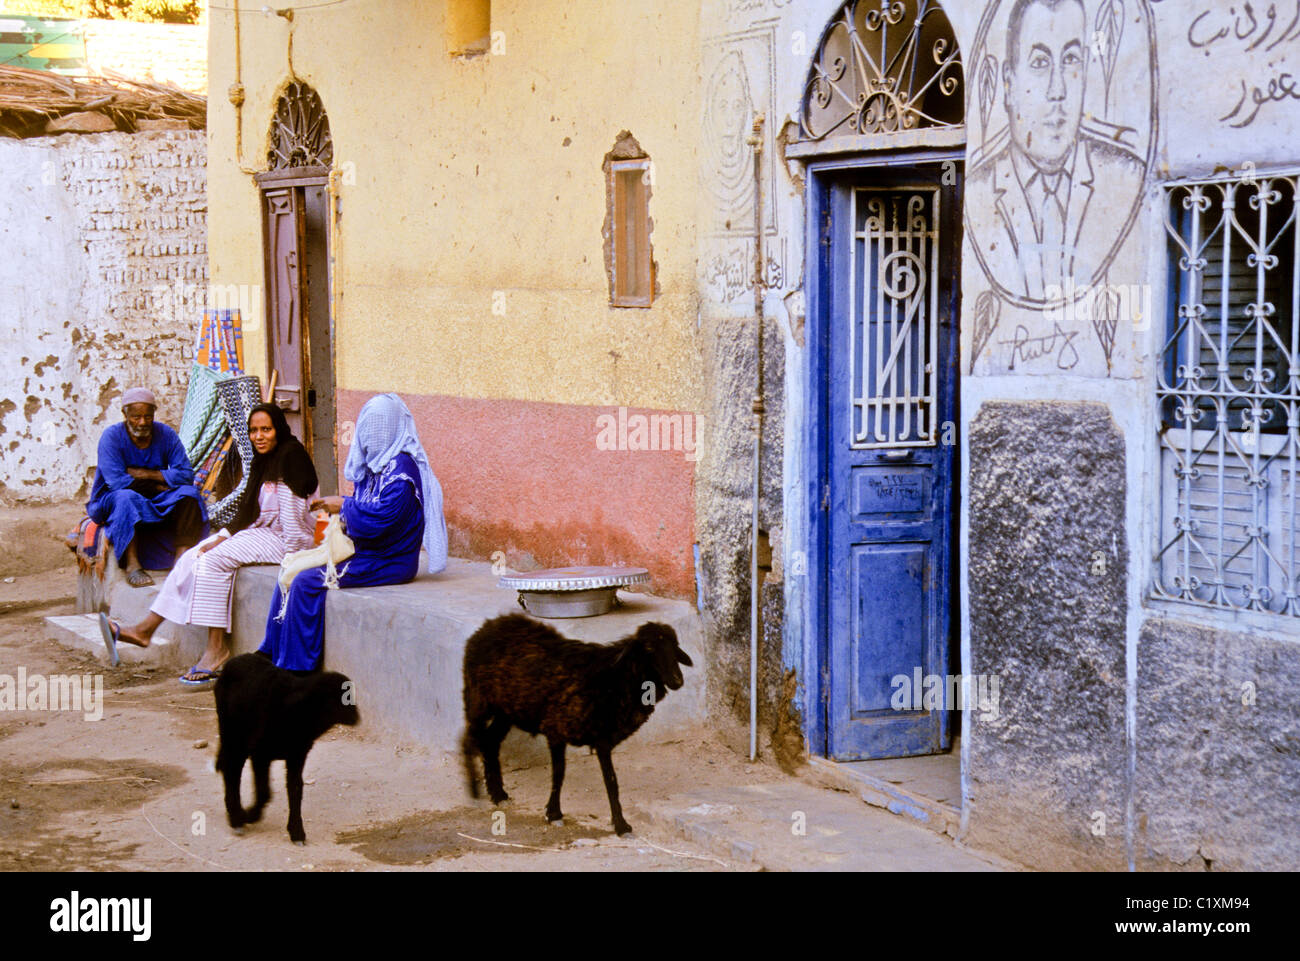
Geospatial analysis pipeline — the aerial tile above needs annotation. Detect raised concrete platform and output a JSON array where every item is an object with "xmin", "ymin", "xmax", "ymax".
[{"xmin": 48, "ymin": 558, "xmax": 706, "ymax": 759}]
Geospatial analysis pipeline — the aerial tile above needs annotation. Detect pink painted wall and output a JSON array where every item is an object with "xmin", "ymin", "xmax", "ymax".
[{"xmin": 337, "ymin": 390, "xmax": 697, "ymax": 598}]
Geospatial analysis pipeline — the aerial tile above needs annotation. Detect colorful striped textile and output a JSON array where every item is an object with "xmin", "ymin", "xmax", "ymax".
[
  {"xmin": 182, "ymin": 309, "xmax": 247, "ymax": 487},
  {"xmin": 194, "ymin": 309, "xmax": 244, "ymax": 375}
]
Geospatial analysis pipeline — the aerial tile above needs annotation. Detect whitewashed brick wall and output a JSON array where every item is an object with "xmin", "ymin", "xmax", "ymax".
[{"xmin": 0, "ymin": 130, "xmax": 207, "ymax": 505}]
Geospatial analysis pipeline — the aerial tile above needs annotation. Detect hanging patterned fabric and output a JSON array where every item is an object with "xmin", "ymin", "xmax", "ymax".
[
  {"xmin": 194, "ymin": 309, "xmax": 245, "ymax": 375},
  {"xmin": 179, "ymin": 362, "xmax": 232, "ymax": 480},
  {"xmin": 205, "ymin": 374, "xmax": 264, "ymax": 530},
  {"xmin": 183, "ymin": 309, "xmax": 248, "ymax": 488}
]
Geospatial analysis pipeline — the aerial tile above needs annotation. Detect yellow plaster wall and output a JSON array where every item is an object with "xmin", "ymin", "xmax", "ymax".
[{"xmin": 207, "ymin": 0, "xmax": 703, "ymax": 413}]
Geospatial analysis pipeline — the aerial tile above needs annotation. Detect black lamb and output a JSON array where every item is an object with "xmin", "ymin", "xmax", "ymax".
[
  {"xmin": 461, "ymin": 613, "xmax": 693, "ymax": 836},
  {"xmin": 214, "ymin": 653, "xmax": 360, "ymax": 844}
]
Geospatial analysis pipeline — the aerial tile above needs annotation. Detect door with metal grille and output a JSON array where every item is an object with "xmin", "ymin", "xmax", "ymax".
[{"xmin": 826, "ymin": 164, "xmax": 960, "ymax": 760}]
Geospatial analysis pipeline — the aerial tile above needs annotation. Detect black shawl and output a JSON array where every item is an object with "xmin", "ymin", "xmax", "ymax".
[{"xmin": 227, "ymin": 403, "xmax": 319, "ymax": 534}]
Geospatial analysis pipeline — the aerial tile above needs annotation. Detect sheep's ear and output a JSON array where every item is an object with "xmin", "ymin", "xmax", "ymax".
[{"xmin": 675, "ymin": 648, "xmax": 693, "ymax": 667}]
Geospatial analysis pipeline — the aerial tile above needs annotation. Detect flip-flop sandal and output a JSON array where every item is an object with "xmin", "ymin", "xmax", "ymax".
[
  {"xmin": 98, "ymin": 612, "xmax": 121, "ymax": 667},
  {"xmin": 179, "ymin": 664, "xmax": 222, "ymax": 688},
  {"xmin": 125, "ymin": 568, "xmax": 154, "ymax": 588}
]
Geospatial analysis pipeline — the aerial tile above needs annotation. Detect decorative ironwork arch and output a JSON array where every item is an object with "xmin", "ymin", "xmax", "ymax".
[
  {"xmin": 800, "ymin": 0, "xmax": 963, "ymax": 142},
  {"xmin": 267, "ymin": 80, "xmax": 333, "ymax": 170}
]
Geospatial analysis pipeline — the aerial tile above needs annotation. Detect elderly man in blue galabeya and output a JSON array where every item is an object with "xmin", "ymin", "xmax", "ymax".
[{"xmin": 86, "ymin": 387, "xmax": 208, "ymax": 588}]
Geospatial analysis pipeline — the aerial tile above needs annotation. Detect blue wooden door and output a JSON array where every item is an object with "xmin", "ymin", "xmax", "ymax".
[{"xmin": 825, "ymin": 164, "xmax": 960, "ymax": 760}]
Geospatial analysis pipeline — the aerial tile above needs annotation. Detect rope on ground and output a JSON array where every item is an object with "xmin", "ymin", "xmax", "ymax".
[
  {"xmin": 142, "ymin": 813, "xmax": 231, "ymax": 871},
  {"xmin": 612, "ymin": 837, "xmax": 730, "ymax": 867},
  {"xmin": 455, "ymin": 832, "xmax": 563, "ymax": 852}
]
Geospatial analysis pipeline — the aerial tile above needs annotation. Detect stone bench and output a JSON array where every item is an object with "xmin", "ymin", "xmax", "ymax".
[{"xmin": 58, "ymin": 557, "xmax": 706, "ymax": 759}]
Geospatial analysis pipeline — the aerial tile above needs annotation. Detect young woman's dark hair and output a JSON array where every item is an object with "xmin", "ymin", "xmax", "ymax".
[{"xmin": 227, "ymin": 403, "xmax": 318, "ymax": 534}]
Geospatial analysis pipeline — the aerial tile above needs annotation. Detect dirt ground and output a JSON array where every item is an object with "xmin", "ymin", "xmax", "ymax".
[
  {"xmin": 0, "ymin": 501, "xmax": 84, "ymax": 580},
  {"xmin": 0, "ymin": 565, "xmax": 786, "ymax": 872}
]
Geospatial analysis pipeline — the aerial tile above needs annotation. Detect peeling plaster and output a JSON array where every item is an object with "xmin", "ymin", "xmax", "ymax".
[{"xmin": 0, "ymin": 132, "xmax": 206, "ymax": 504}]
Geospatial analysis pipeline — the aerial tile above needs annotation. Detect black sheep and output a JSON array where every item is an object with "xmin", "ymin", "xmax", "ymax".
[
  {"xmin": 214, "ymin": 653, "xmax": 360, "ymax": 844},
  {"xmin": 461, "ymin": 613, "xmax": 693, "ymax": 836}
]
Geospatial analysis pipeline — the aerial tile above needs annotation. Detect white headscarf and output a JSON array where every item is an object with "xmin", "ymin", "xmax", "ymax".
[{"xmin": 343, "ymin": 393, "xmax": 448, "ymax": 574}]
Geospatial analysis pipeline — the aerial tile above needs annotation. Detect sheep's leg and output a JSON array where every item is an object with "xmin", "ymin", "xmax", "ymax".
[
  {"xmin": 245, "ymin": 753, "xmax": 271, "ymax": 824},
  {"xmin": 461, "ymin": 728, "xmax": 482, "ymax": 798},
  {"xmin": 285, "ymin": 751, "xmax": 308, "ymax": 845},
  {"xmin": 595, "ymin": 745, "xmax": 633, "ymax": 836},
  {"xmin": 219, "ymin": 748, "xmax": 247, "ymax": 830},
  {"xmin": 482, "ymin": 715, "xmax": 511, "ymax": 805},
  {"xmin": 544, "ymin": 738, "xmax": 566, "ymax": 824}
]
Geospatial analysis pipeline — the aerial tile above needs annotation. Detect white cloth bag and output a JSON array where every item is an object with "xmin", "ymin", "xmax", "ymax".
[{"xmin": 274, "ymin": 513, "xmax": 355, "ymax": 621}]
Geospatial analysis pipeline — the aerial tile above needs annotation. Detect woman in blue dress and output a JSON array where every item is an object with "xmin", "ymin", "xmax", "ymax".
[{"xmin": 259, "ymin": 393, "xmax": 448, "ymax": 672}]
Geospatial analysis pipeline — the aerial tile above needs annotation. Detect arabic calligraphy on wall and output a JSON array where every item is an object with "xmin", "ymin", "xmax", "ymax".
[
  {"xmin": 702, "ymin": 237, "xmax": 786, "ymax": 305},
  {"xmin": 1167, "ymin": 2, "xmax": 1300, "ymax": 130},
  {"xmin": 1222, "ymin": 69, "xmax": 1300, "ymax": 126},
  {"xmin": 1186, "ymin": 2, "xmax": 1300, "ymax": 54}
]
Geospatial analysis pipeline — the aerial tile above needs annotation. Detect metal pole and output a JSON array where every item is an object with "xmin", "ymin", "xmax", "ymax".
[{"xmin": 748, "ymin": 114, "xmax": 766, "ymax": 762}]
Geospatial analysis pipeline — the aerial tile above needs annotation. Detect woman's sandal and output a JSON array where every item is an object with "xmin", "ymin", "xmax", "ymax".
[
  {"xmin": 125, "ymin": 568, "xmax": 154, "ymax": 588},
  {"xmin": 97, "ymin": 612, "xmax": 120, "ymax": 667},
  {"xmin": 179, "ymin": 664, "xmax": 224, "ymax": 688}
]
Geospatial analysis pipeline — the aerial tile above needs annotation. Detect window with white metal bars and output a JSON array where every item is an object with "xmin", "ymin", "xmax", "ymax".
[
  {"xmin": 851, "ymin": 187, "xmax": 939, "ymax": 448},
  {"xmin": 1155, "ymin": 174, "xmax": 1300, "ymax": 618}
]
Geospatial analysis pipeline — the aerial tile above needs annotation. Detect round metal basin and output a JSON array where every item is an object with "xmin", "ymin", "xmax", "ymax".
[{"xmin": 498, "ymin": 566, "xmax": 650, "ymax": 619}]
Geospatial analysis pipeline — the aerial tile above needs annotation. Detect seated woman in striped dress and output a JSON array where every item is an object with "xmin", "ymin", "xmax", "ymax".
[{"xmin": 101, "ymin": 403, "xmax": 319, "ymax": 685}]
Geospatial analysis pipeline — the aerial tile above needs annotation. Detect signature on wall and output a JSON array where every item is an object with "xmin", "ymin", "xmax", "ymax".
[{"xmin": 998, "ymin": 322, "xmax": 1082, "ymax": 371}]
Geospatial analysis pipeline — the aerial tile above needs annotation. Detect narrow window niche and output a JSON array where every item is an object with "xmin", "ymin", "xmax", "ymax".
[
  {"xmin": 446, "ymin": 0, "xmax": 490, "ymax": 57},
  {"xmin": 604, "ymin": 132, "xmax": 656, "ymax": 308}
]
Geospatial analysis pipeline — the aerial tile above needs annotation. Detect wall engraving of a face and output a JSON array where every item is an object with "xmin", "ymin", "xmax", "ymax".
[{"xmin": 704, "ymin": 48, "xmax": 757, "ymax": 227}]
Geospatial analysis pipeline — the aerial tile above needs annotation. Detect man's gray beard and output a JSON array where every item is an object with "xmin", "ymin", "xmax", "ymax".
[{"xmin": 127, "ymin": 426, "xmax": 151, "ymax": 441}]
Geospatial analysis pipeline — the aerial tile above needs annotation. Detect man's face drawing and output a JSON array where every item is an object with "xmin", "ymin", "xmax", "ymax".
[
  {"xmin": 1003, "ymin": 0, "xmax": 1086, "ymax": 173},
  {"xmin": 712, "ymin": 60, "xmax": 749, "ymax": 164}
]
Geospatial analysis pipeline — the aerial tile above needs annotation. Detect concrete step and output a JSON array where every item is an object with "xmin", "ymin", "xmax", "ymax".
[
  {"xmin": 805, "ymin": 754, "xmax": 961, "ymax": 838},
  {"xmin": 100, "ymin": 573, "xmax": 210, "ymax": 665},
  {"xmin": 634, "ymin": 781, "xmax": 1004, "ymax": 871},
  {"xmin": 43, "ymin": 613, "xmax": 184, "ymax": 668},
  {"xmin": 64, "ymin": 556, "xmax": 707, "ymax": 762}
]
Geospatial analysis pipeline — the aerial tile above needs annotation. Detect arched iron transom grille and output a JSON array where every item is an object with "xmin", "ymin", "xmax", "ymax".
[
  {"xmin": 267, "ymin": 81, "xmax": 333, "ymax": 170},
  {"xmin": 801, "ymin": 0, "xmax": 963, "ymax": 142}
]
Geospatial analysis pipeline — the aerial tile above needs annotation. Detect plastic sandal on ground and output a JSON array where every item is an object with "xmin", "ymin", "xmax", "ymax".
[{"xmin": 98, "ymin": 612, "xmax": 120, "ymax": 667}]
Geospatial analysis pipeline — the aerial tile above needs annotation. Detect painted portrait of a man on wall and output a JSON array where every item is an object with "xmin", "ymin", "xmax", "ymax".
[{"xmin": 967, "ymin": 0, "xmax": 1151, "ymax": 308}]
